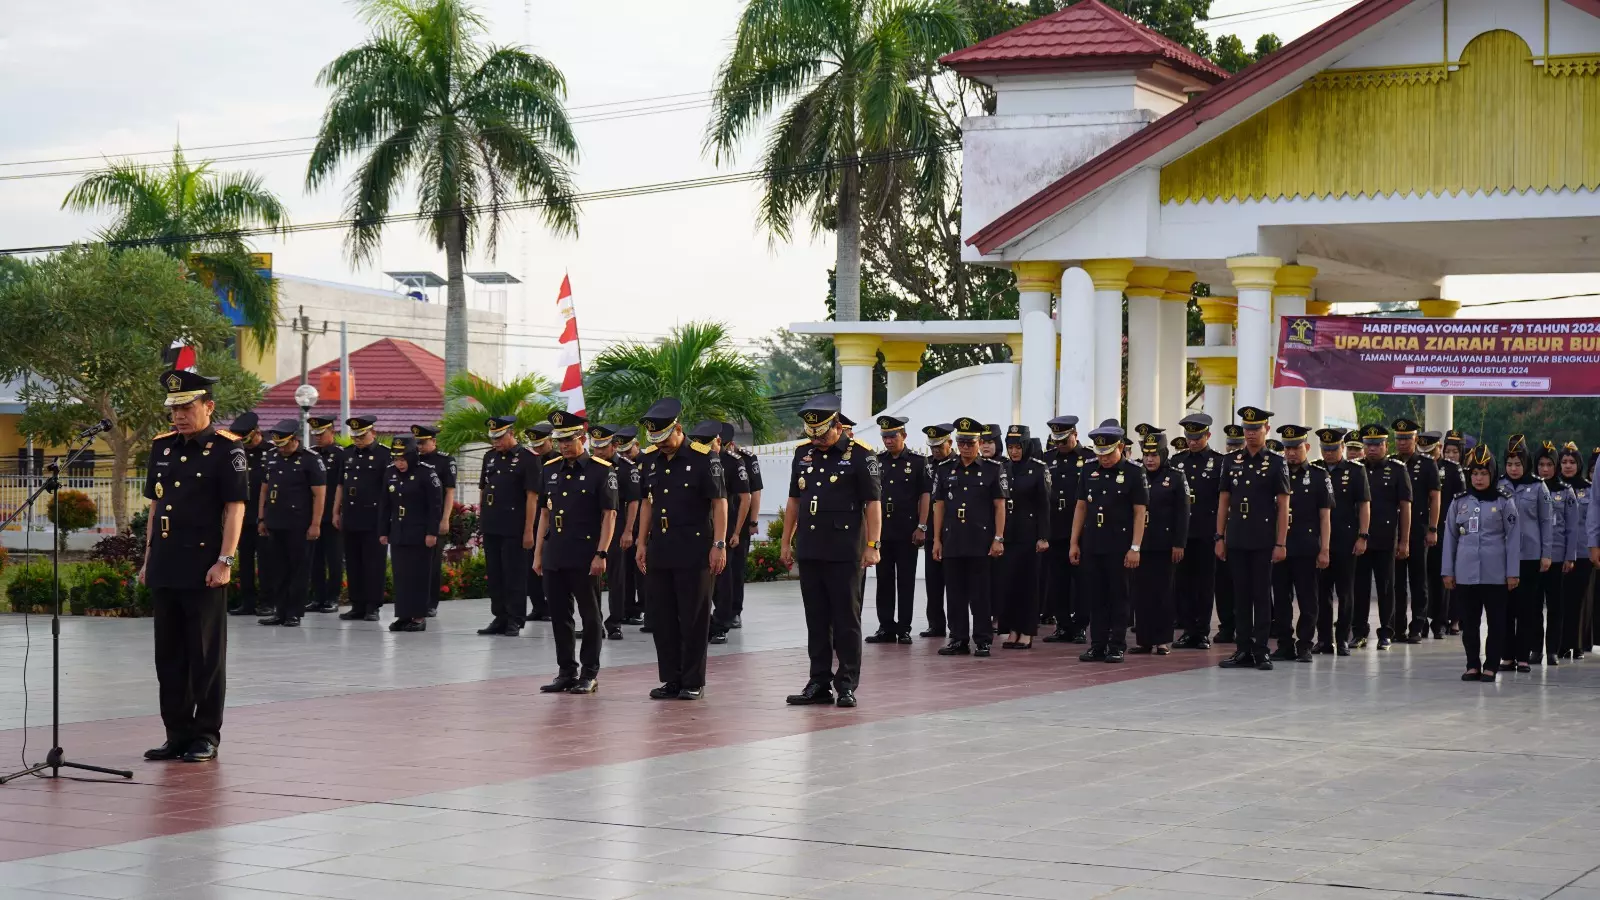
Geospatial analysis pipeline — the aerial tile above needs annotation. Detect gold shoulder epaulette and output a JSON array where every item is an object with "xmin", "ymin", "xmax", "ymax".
[
  {"xmin": 690, "ymin": 440, "xmax": 711, "ymax": 454},
  {"xmin": 591, "ymin": 456, "xmax": 612, "ymax": 467},
  {"xmin": 215, "ymin": 429, "xmax": 241, "ymax": 441},
  {"xmin": 641, "ymin": 445, "xmax": 657, "ymax": 454},
  {"xmin": 152, "ymin": 430, "xmax": 176, "ymax": 440},
  {"xmin": 853, "ymin": 439, "xmax": 873, "ymax": 451},
  {"xmin": 795, "ymin": 439, "xmax": 810, "ymax": 447},
  {"xmin": 544, "ymin": 456, "xmax": 561, "ymax": 465}
]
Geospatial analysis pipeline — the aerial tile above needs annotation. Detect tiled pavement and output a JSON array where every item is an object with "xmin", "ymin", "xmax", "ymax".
[{"xmin": 1, "ymin": 581, "xmax": 1599, "ymax": 900}]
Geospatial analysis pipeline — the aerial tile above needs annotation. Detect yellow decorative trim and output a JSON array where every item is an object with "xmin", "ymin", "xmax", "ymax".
[
  {"xmin": 1010, "ymin": 261, "xmax": 1065, "ymax": 294},
  {"xmin": 1272, "ymin": 265, "xmax": 1318, "ymax": 298},
  {"xmin": 1305, "ymin": 300, "xmax": 1334, "ymax": 316},
  {"xmin": 1542, "ymin": 54, "xmax": 1600, "ymax": 77},
  {"xmin": 1004, "ymin": 334, "xmax": 1024, "ymax": 363},
  {"xmin": 1419, "ymin": 299, "xmax": 1462, "ymax": 318},
  {"xmin": 1226, "ymin": 256, "xmax": 1282, "ymax": 292},
  {"xmin": 1308, "ymin": 62, "xmax": 1459, "ymax": 90},
  {"xmin": 1161, "ymin": 270, "xmax": 1197, "ymax": 302},
  {"xmin": 1197, "ymin": 296, "xmax": 1237, "ymax": 326},
  {"xmin": 879, "ymin": 341, "xmax": 927, "ymax": 373},
  {"xmin": 1081, "ymin": 259, "xmax": 1134, "ymax": 292},
  {"xmin": 833, "ymin": 334, "xmax": 881, "ymax": 368},
  {"xmin": 1125, "ymin": 266, "xmax": 1170, "ymax": 298},
  {"xmin": 1195, "ymin": 357, "xmax": 1237, "ymax": 387},
  {"xmin": 1160, "ymin": 31, "xmax": 1600, "ymax": 205}
]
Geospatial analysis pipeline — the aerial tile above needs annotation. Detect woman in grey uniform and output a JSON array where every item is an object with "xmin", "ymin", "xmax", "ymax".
[
  {"xmin": 1557, "ymin": 443, "xmax": 1592, "ymax": 660},
  {"xmin": 1442, "ymin": 446, "xmax": 1519, "ymax": 682},
  {"xmin": 1498, "ymin": 435, "xmax": 1555, "ymax": 673},
  {"xmin": 1535, "ymin": 442, "xmax": 1575, "ymax": 666}
]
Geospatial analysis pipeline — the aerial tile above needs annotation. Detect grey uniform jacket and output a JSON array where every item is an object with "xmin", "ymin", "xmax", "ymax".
[
  {"xmin": 1499, "ymin": 477, "xmax": 1556, "ymax": 562},
  {"xmin": 1552, "ymin": 480, "xmax": 1583, "ymax": 561},
  {"xmin": 1442, "ymin": 490, "xmax": 1518, "ymax": 585}
]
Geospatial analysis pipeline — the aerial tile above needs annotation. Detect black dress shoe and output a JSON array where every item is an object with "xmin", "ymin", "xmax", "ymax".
[
  {"xmin": 1194, "ymin": 636, "xmax": 1212, "ymax": 649},
  {"xmin": 1547, "ymin": 654, "xmax": 1560, "ymax": 667},
  {"xmin": 1171, "ymin": 634, "xmax": 1196, "ymax": 649},
  {"xmin": 1079, "ymin": 647, "xmax": 1106, "ymax": 662},
  {"xmin": 1104, "ymin": 648, "xmax": 1125, "ymax": 663},
  {"xmin": 568, "ymin": 676, "xmax": 598, "ymax": 694},
  {"xmin": 1312, "ymin": 642, "xmax": 1332, "ymax": 655},
  {"xmin": 1155, "ymin": 646, "xmax": 1169, "ymax": 656},
  {"xmin": 649, "ymin": 683, "xmax": 681, "ymax": 700},
  {"xmin": 1070, "ymin": 629, "xmax": 1088, "ymax": 644},
  {"xmin": 1479, "ymin": 670, "xmax": 1498, "ymax": 682},
  {"xmin": 786, "ymin": 682, "xmax": 835, "ymax": 705},
  {"xmin": 607, "ymin": 626, "xmax": 624, "ymax": 640},
  {"xmin": 677, "ymin": 686, "xmax": 704, "ymax": 700},
  {"xmin": 974, "ymin": 641, "xmax": 992, "ymax": 657},
  {"xmin": 257, "ymin": 616, "xmax": 284, "ymax": 626},
  {"xmin": 425, "ymin": 607, "xmax": 439, "ymax": 618},
  {"xmin": 835, "ymin": 690, "xmax": 857, "ymax": 708},
  {"xmin": 541, "ymin": 675, "xmax": 579, "ymax": 693},
  {"xmin": 865, "ymin": 630, "xmax": 897, "ymax": 644},
  {"xmin": 182, "ymin": 739, "xmax": 217, "ymax": 762},
  {"xmin": 1462, "ymin": 670, "xmax": 1482, "ymax": 681},
  {"xmin": 920, "ymin": 628, "xmax": 947, "ymax": 638},
  {"xmin": 1219, "ymin": 652, "xmax": 1253, "ymax": 669},
  {"xmin": 144, "ymin": 741, "xmax": 186, "ymax": 761},
  {"xmin": 1214, "ymin": 629, "xmax": 1235, "ymax": 644},
  {"xmin": 396, "ymin": 619, "xmax": 424, "ymax": 632},
  {"xmin": 1377, "ymin": 637, "xmax": 1392, "ymax": 650},
  {"xmin": 1001, "ymin": 640, "xmax": 1020, "ymax": 649},
  {"xmin": 1296, "ymin": 647, "xmax": 1314, "ymax": 663},
  {"xmin": 1336, "ymin": 642, "xmax": 1351, "ymax": 656},
  {"xmin": 530, "ymin": 612, "xmax": 551, "ymax": 622},
  {"xmin": 729, "ymin": 616, "xmax": 742, "ymax": 629},
  {"xmin": 623, "ymin": 615, "xmax": 644, "ymax": 626},
  {"xmin": 281, "ymin": 617, "xmax": 301, "ymax": 627},
  {"xmin": 1256, "ymin": 656, "xmax": 1275, "ymax": 671},
  {"xmin": 639, "ymin": 625, "xmax": 654, "ymax": 634},
  {"xmin": 1400, "ymin": 633, "xmax": 1422, "ymax": 644},
  {"xmin": 388, "ymin": 619, "xmax": 406, "ymax": 632},
  {"xmin": 938, "ymin": 640, "xmax": 971, "ymax": 656},
  {"xmin": 897, "ymin": 633, "xmax": 913, "ymax": 644},
  {"xmin": 1127, "ymin": 645, "xmax": 1153, "ymax": 654},
  {"xmin": 1042, "ymin": 630, "xmax": 1070, "ymax": 643},
  {"xmin": 1516, "ymin": 661, "xmax": 1532, "ymax": 673},
  {"xmin": 502, "ymin": 627, "xmax": 521, "ymax": 637},
  {"xmin": 228, "ymin": 606, "xmax": 256, "ymax": 617},
  {"xmin": 708, "ymin": 631, "xmax": 728, "ymax": 644},
  {"xmin": 1269, "ymin": 646, "xmax": 1297, "ymax": 661}
]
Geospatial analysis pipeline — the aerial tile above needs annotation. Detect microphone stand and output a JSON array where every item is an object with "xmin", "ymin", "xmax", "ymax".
[{"xmin": 1, "ymin": 430, "xmax": 134, "ymax": 783}]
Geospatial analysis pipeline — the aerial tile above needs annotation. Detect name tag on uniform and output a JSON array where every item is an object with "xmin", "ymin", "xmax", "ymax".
[{"xmin": 1467, "ymin": 514, "xmax": 1480, "ymax": 534}]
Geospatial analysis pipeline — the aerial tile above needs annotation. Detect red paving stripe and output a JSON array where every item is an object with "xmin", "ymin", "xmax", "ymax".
[{"xmin": 0, "ymin": 641, "xmax": 1223, "ymax": 860}]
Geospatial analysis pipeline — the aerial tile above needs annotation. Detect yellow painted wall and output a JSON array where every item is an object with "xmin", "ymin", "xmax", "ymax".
[
  {"xmin": 236, "ymin": 326, "xmax": 277, "ymax": 384},
  {"xmin": 0, "ymin": 414, "xmax": 113, "ymax": 459},
  {"xmin": 1161, "ymin": 30, "xmax": 1600, "ymax": 204}
]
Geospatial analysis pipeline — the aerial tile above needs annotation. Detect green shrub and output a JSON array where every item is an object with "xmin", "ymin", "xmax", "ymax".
[
  {"xmin": 746, "ymin": 539, "xmax": 788, "ymax": 582},
  {"xmin": 7, "ymin": 563, "xmax": 55, "ymax": 613},
  {"xmin": 0, "ymin": 545, "xmax": 9, "ymax": 576},
  {"xmin": 766, "ymin": 516, "xmax": 784, "ymax": 543},
  {"xmin": 68, "ymin": 584, "xmax": 88, "ymax": 616},
  {"xmin": 48, "ymin": 490, "xmax": 98, "ymax": 534},
  {"xmin": 129, "ymin": 509, "xmax": 149, "ymax": 544},
  {"xmin": 76, "ymin": 562, "xmax": 132, "ymax": 611},
  {"xmin": 445, "ymin": 551, "xmax": 488, "ymax": 600},
  {"xmin": 132, "ymin": 581, "xmax": 153, "ymax": 616}
]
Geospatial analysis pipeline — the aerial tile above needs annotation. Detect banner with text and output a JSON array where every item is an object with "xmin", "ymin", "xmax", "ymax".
[{"xmin": 1274, "ymin": 315, "xmax": 1600, "ymax": 396}]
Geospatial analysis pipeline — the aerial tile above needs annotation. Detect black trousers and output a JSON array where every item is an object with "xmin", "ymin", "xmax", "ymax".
[
  {"xmin": 528, "ymin": 566, "xmax": 548, "ymax": 618},
  {"xmin": 729, "ymin": 534, "xmax": 749, "ymax": 618},
  {"xmin": 1215, "ymin": 552, "xmax": 1236, "ymax": 635},
  {"xmin": 998, "ymin": 544, "xmax": 1043, "ymax": 637},
  {"xmin": 231, "ymin": 525, "xmax": 259, "ymax": 612},
  {"xmin": 1080, "ymin": 551, "xmax": 1129, "ymax": 651},
  {"xmin": 626, "ymin": 540, "xmax": 646, "ymax": 619},
  {"xmin": 799, "ymin": 558, "xmax": 864, "ymax": 690},
  {"xmin": 427, "ymin": 539, "xmax": 444, "ymax": 613},
  {"xmin": 604, "ymin": 528, "xmax": 629, "ymax": 628},
  {"xmin": 1506, "ymin": 558, "xmax": 1543, "ymax": 661},
  {"xmin": 1044, "ymin": 541, "xmax": 1079, "ymax": 632},
  {"xmin": 1426, "ymin": 543, "xmax": 1448, "ymax": 629},
  {"xmin": 547, "ymin": 566, "xmax": 603, "ymax": 677},
  {"xmin": 265, "ymin": 528, "xmax": 312, "ymax": 620},
  {"xmin": 1272, "ymin": 555, "xmax": 1319, "ymax": 649},
  {"xmin": 1229, "ymin": 548, "xmax": 1274, "ymax": 657},
  {"xmin": 712, "ymin": 540, "xmax": 739, "ymax": 634},
  {"xmin": 311, "ymin": 524, "xmax": 343, "ymax": 608},
  {"xmin": 1132, "ymin": 552, "xmax": 1175, "ymax": 647},
  {"xmin": 1536, "ymin": 565, "xmax": 1565, "ymax": 658},
  {"xmin": 1561, "ymin": 559, "xmax": 1593, "ymax": 654},
  {"xmin": 874, "ymin": 539, "xmax": 918, "ymax": 634},
  {"xmin": 483, "ymin": 535, "xmax": 529, "ymax": 629},
  {"xmin": 1176, "ymin": 539, "xmax": 1215, "ymax": 638},
  {"xmin": 989, "ymin": 550, "xmax": 1006, "ymax": 631},
  {"xmin": 343, "ymin": 529, "xmax": 385, "ymax": 615},
  {"xmin": 646, "ymin": 566, "xmax": 712, "ymax": 689},
  {"xmin": 1393, "ymin": 532, "xmax": 1431, "ymax": 636},
  {"xmin": 923, "ymin": 544, "xmax": 947, "ymax": 633},
  {"xmin": 1457, "ymin": 582, "xmax": 1508, "ymax": 670},
  {"xmin": 1354, "ymin": 547, "xmax": 1397, "ymax": 640},
  {"xmin": 153, "ymin": 587, "xmax": 227, "ymax": 746},
  {"xmin": 391, "ymin": 542, "xmax": 432, "ymax": 619},
  {"xmin": 942, "ymin": 555, "xmax": 992, "ymax": 643},
  {"xmin": 1317, "ymin": 548, "xmax": 1358, "ymax": 645}
]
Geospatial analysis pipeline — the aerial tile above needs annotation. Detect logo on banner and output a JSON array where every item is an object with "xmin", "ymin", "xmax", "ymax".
[{"xmin": 1285, "ymin": 318, "xmax": 1315, "ymax": 348}]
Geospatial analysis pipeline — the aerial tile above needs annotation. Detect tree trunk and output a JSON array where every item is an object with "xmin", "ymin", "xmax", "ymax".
[
  {"xmin": 834, "ymin": 164, "xmax": 862, "ymax": 323},
  {"xmin": 106, "ymin": 426, "xmax": 132, "ymax": 533},
  {"xmin": 442, "ymin": 211, "xmax": 469, "ymax": 395}
]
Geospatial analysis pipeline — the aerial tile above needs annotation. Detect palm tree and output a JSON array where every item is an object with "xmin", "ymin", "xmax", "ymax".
[
  {"xmin": 434, "ymin": 372, "xmax": 562, "ymax": 454},
  {"xmin": 306, "ymin": 0, "xmax": 580, "ymax": 388},
  {"xmin": 61, "ymin": 146, "xmax": 288, "ymax": 350},
  {"xmin": 585, "ymin": 322, "xmax": 778, "ymax": 443},
  {"xmin": 705, "ymin": 0, "xmax": 968, "ymax": 324}
]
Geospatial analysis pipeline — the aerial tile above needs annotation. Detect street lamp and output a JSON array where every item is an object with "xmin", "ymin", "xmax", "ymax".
[{"xmin": 294, "ymin": 383, "xmax": 319, "ymax": 446}]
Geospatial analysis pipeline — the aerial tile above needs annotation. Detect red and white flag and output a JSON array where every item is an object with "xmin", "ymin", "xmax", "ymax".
[{"xmin": 555, "ymin": 275, "xmax": 584, "ymax": 416}]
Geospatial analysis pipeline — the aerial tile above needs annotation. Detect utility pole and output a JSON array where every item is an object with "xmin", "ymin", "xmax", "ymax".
[
  {"xmin": 339, "ymin": 321, "xmax": 351, "ymax": 438},
  {"xmin": 293, "ymin": 307, "xmax": 328, "ymax": 445}
]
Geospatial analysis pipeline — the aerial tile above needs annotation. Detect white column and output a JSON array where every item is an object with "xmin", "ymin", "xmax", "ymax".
[
  {"xmin": 1160, "ymin": 271, "xmax": 1195, "ymax": 429},
  {"xmin": 1303, "ymin": 299, "xmax": 1330, "ymax": 427},
  {"xmin": 1421, "ymin": 299, "xmax": 1461, "ymax": 432},
  {"xmin": 1084, "ymin": 259, "xmax": 1134, "ymax": 425},
  {"xmin": 834, "ymin": 334, "xmax": 879, "ymax": 424},
  {"xmin": 1013, "ymin": 262, "xmax": 1065, "ymax": 430},
  {"xmin": 1197, "ymin": 293, "xmax": 1237, "ymax": 431},
  {"xmin": 880, "ymin": 342, "xmax": 925, "ymax": 408},
  {"xmin": 1226, "ymin": 256, "xmax": 1281, "ymax": 414},
  {"xmin": 1270, "ymin": 265, "xmax": 1315, "ymax": 425},
  {"xmin": 1058, "ymin": 267, "xmax": 1096, "ymax": 422},
  {"xmin": 1125, "ymin": 266, "xmax": 1167, "ymax": 431}
]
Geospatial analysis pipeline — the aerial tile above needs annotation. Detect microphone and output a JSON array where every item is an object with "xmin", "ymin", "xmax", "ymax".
[{"xmin": 77, "ymin": 419, "xmax": 112, "ymax": 440}]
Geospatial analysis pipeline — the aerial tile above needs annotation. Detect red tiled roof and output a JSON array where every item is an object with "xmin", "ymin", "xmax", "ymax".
[
  {"xmin": 941, "ymin": 0, "xmax": 1227, "ymax": 82},
  {"xmin": 260, "ymin": 338, "xmax": 444, "ymax": 409}
]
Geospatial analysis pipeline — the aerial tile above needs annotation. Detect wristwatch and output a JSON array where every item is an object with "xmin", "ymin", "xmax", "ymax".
[
  {"xmin": 1213, "ymin": 533, "xmax": 1225, "ymax": 543},
  {"xmin": 713, "ymin": 540, "xmax": 726, "ymax": 549},
  {"xmin": 1358, "ymin": 532, "xmax": 1370, "ymax": 539},
  {"xmin": 916, "ymin": 524, "xmax": 928, "ymax": 533},
  {"xmin": 217, "ymin": 555, "xmax": 236, "ymax": 567},
  {"xmin": 992, "ymin": 536, "xmax": 1005, "ymax": 544},
  {"xmin": 595, "ymin": 551, "xmax": 608, "ymax": 560},
  {"xmin": 1427, "ymin": 526, "xmax": 1438, "ymax": 533},
  {"xmin": 1129, "ymin": 544, "xmax": 1141, "ymax": 552},
  {"xmin": 1275, "ymin": 543, "xmax": 1287, "ymax": 548},
  {"xmin": 866, "ymin": 540, "xmax": 880, "ymax": 549}
]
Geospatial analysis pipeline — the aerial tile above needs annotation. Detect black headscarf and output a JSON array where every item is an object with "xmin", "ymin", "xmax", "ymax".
[
  {"xmin": 1560, "ymin": 443, "xmax": 1590, "ymax": 491},
  {"xmin": 1535, "ymin": 440, "xmax": 1564, "ymax": 493},
  {"xmin": 1504, "ymin": 435, "xmax": 1537, "ymax": 486},
  {"xmin": 1465, "ymin": 448, "xmax": 1499, "ymax": 501}
]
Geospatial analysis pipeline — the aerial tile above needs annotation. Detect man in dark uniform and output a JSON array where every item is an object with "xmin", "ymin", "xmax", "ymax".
[
  {"xmin": 228, "ymin": 412, "xmax": 267, "ymax": 616},
  {"xmin": 615, "ymin": 426, "xmax": 648, "ymax": 628},
  {"xmin": 413, "ymin": 424, "xmax": 456, "ymax": 617},
  {"xmin": 1346, "ymin": 434, "xmax": 1364, "ymax": 462},
  {"xmin": 478, "ymin": 416, "xmax": 538, "ymax": 636},
  {"xmin": 1429, "ymin": 429, "xmax": 1466, "ymax": 635},
  {"xmin": 710, "ymin": 422, "xmax": 751, "ymax": 644},
  {"xmin": 920, "ymin": 423, "xmax": 956, "ymax": 638},
  {"xmin": 1270, "ymin": 425, "xmax": 1330, "ymax": 663},
  {"xmin": 981, "ymin": 423, "xmax": 1010, "ymax": 629},
  {"xmin": 306, "ymin": 417, "xmax": 344, "ymax": 613},
  {"xmin": 932, "ymin": 417, "xmax": 1007, "ymax": 657},
  {"xmin": 535, "ymin": 411, "xmax": 619, "ymax": 695},
  {"xmin": 867, "ymin": 415, "xmax": 928, "ymax": 645},
  {"xmin": 1391, "ymin": 418, "xmax": 1441, "ymax": 642},
  {"xmin": 1353, "ymin": 423, "xmax": 1412, "ymax": 650},
  {"xmin": 1315, "ymin": 428, "xmax": 1370, "ymax": 656},
  {"xmin": 140, "ymin": 369, "xmax": 249, "ymax": 764},
  {"xmin": 730, "ymin": 430, "xmax": 763, "ymax": 630},
  {"xmin": 525, "ymin": 422, "xmax": 557, "ymax": 621},
  {"xmin": 1214, "ymin": 423, "xmax": 1246, "ymax": 643},
  {"xmin": 1069, "ymin": 420, "xmax": 1146, "ymax": 663},
  {"xmin": 592, "ymin": 423, "xmax": 640, "ymax": 640},
  {"xmin": 258, "ymin": 420, "xmax": 327, "ymax": 627},
  {"xmin": 780, "ymin": 396, "xmax": 881, "ymax": 706},
  {"xmin": 335, "ymin": 416, "xmax": 390, "ymax": 622},
  {"xmin": 1043, "ymin": 416, "xmax": 1094, "ymax": 643},
  {"xmin": 1216, "ymin": 406, "xmax": 1292, "ymax": 670},
  {"xmin": 1172, "ymin": 413, "xmax": 1226, "ymax": 649},
  {"xmin": 635, "ymin": 400, "xmax": 727, "ymax": 700}
]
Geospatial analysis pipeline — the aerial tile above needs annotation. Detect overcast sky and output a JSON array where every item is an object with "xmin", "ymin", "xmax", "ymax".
[{"xmin": 2, "ymin": 0, "xmax": 1591, "ymax": 379}]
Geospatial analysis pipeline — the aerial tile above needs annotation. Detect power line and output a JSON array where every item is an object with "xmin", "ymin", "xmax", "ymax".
[{"xmin": 1200, "ymin": 0, "xmax": 1357, "ymax": 30}]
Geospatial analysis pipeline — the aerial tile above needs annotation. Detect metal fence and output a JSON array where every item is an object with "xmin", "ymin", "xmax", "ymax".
[{"xmin": 0, "ymin": 471, "xmax": 148, "ymax": 534}]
